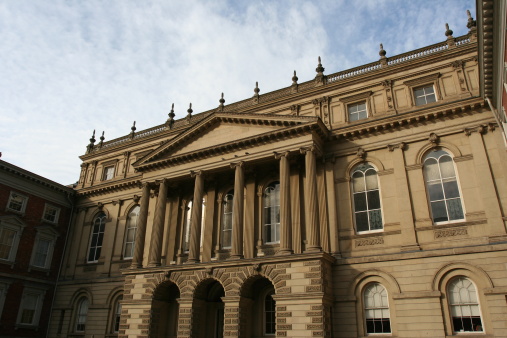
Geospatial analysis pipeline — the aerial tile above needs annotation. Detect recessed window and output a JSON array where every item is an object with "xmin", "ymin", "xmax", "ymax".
[
  {"xmin": 182, "ymin": 200, "xmax": 193, "ymax": 253},
  {"xmin": 75, "ymin": 298, "xmax": 88, "ymax": 332},
  {"xmin": 16, "ymin": 288, "xmax": 45, "ymax": 327},
  {"xmin": 351, "ymin": 164, "xmax": 383, "ymax": 233},
  {"xmin": 30, "ymin": 227, "xmax": 57, "ymax": 269},
  {"xmin": 123, "ymin": 206, "xmax": 139, "ymax": 259},
  {"xmin": 363, "ymin": 283, "xmax": 391, "ymax": 334},
  {"xmin": 88, "ymin": 212, "xmax": 106, "ymax": 263},
  {"xmin": 423, "ymin": 150, "xmax": 464, "ymax": 224},
  {"xmin": 43, "ymin": 204, "xmax": 60, "ymax": 223},
  {"xmin": 221, "ymin": 191, "xmax": 234, "ymax": 249},
  {"xmin": 414, "ymin": 85, "xmax": 437, "ymax": 106},
  {"xmin": 263, "ymin": 182, "xmax": 280, "ymax": 244},
  {"xmin": 103, "ymin": 166, "xmax": 115, "ymax": 180},
  {"xmin": 264, "ymin": 291, "xmax": 276, "ymax": 335},
  {"xmin": 112, "ymin": 296, "xmax": 122, "ymax": 333},
  {"xmin": 7, "ymin": 192, "xmax": 28, "ymax": 213},
  {"xmin": 348, "ymin": 101, "xmax": 368, "ymax": 121},
  {"xmin": 0, "ymin": 217, "xmax": 25, "ymax": 263},
  {"xmin": 448, "ymin": 277, "xmax": 483, "ymax": 333}
]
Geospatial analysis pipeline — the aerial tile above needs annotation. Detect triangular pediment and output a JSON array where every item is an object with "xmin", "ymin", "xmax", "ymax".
[
  {"xmin": 0, "ymin": 215, "xmax": 27, "ymax": 228},
  {"xmin": 134, "ymin": 112, "xmax": 326, "ymax": 170}
]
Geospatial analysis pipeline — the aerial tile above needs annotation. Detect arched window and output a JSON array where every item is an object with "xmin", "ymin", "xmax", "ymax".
[
  {"xmin": 263, "ymin": 182, "xmax": 280, "ymax": 244},
  {"xmin": 264, "ymin": 291, "xmax": 276, "ymax": 335},
  {"xmin": 182, "ymin": 200, "xmax": 193, "ymax": 253},
  {"xmin": 423, "ymin": 150, "xmax": 464, "ymax": 223},
  {"xmin": 112, "ymin": 296, "xmax": 122, "ymax": 333},
  {"xmin": 363, "ymin": 283, "xmax": 391, "ymax": 334},
  {"xmin": 123, "ymin": 206, "xmax": 139, "ymax": 259},
  {"xmin": 88, "ymin": 212, "xmax": 106, "ymax": 263},
  {"xmin": 221, "ymin": 190, "xmax": 234, "ymax": 248},
  {"xmin": 351, "ymin": 164, "xmax": 383, "ymax": 233},
  {"xmin": 447, "ymin": 277, "xmax": 483, "ymax": 332},
  {"xmin": 75, "ymin": 298, "xmax": 88, "ymax": 332}
]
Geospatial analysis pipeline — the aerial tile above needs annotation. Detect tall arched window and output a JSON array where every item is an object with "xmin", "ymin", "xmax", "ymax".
[
  {"xmin": 351, "ymin": 164, "xmax": 383, "ymax": 233},
  {"xmin": 123, "ymin": 206, "xmax": 139, "ymax": 259},
  {"xmin": 264, "ymin": 291, "xmax": 276, "ymax": 335},
  {"xmin": 221, "ymin": 190, "xmax": 234, "ymax": 248},
  {"xmin": 112, "ymin": 296, "xmax": 122, "ymax": 333},
  {"xmin": 363, "ymin": 283, "xmax": 391, "ymax": 334},
  {"xmin": 263, "ymin": 182, "xmax": 280, "ymax": 244},
  {"xmin": 182, "ymin": 200, "xmax": 193, "ymax": 253},
  {"xmin": 423, "ymin": 150, "xmax": 464, "ymax": 223},
  {"xmin": 75, "ymin": 298, "xmax": 88, "ymax": 332},
  {"xmin": 448, "ymin": 277, "xmax": 483, "ymax": 332},
  {"xmin": 88, "ymin": 212, "xmax": 106, "ymax": 263}
]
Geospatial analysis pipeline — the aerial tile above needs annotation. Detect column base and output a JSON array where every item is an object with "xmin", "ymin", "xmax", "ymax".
[
  {"xmin": 129, "ymin": 263, "xmax": 142, "ymax": 269},
  {"xmin": 228, "ymin": 254, "xmax": 244, "ymax": 260},
  {"xmin": 304, "ymin": 246, "xmax": 322, "ymax": 253},
  {"xmin": 147, "ymin": 262, "xmax": 161, "ymax": 268},
  {"xmin": 276, "ymin": 249, "xmax": 293, "ymax": 255},
  {"xmin": 185, "ymin": 258, "xmax": 200, "ymax": 264}
]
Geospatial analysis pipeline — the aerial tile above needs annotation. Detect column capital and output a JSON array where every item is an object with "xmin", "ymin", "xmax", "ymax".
[
  {"xmin": 230, "ymin": 161, "xmax": 245, "ymax": 169},
  {"xmin": 300, "ymin": 145, "xmax": 315, "ymax": 155},
  {"xmin": 190, "ymin": 169, "xmax": 204, "ymax": 178},
  {"xmin": 155, "ymin": 178, "xmax": 168, "ymax": 186},
  {"xmin": 387, "ymin": 142, "xmax": 406, "ymax": 152},
  {"xmin": 274, "ymin": 150, "xmax": 290, "ymax": 160},
  {"xmin": 464, "ymin": 124, "xmax": 491, "ymax": 136}
]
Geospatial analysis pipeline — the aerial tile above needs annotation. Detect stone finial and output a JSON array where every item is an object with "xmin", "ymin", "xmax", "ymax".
[
  {"xmin": 445, "ymin": 23, "xmax": 453, "ymax": 37},
  {"xmin": 315, "ymin": 56, "xmax": 325, "ymax": 75},
  {"xmin": 218, "ymin": 92, "xmax": 225, "ymax": 111},
  {"xmin": 98, "ymin": 131, "xmax": 105, "ymax": 148},
  {"xmin": 167, "ymin": 103, "xmax": 175, "ymax": 129},
  {"xmin": 315, "ymin": 56, "xmax": 326, "ymax": 85},
  {"xmin": 186, "ymin": 103, "xmax": 193, "ymax": 123},
  {"xmin": 379, "ymin": 43, "xmax": 386, "ymax": 57},
  {"xmin": 466, "ymin": 9, "xmax": 476, "ymax": 29},
  {"xmin": 292, "ymin": 70, "xmax": 298, "ymax": 85},
  {"xmin": 86, "ymin": 130, "xmax": 96, "ymax": 154},
  {"xmin": 129, "ymin": 121, "xmax": 136, "ymax": 139},
  {"xmin": 254, "ymin": 81, "xmax": 260, "ymax": 96}
]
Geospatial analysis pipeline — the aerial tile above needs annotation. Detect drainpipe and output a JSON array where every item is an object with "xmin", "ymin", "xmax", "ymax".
[
  {"xmin": 46, "ymin": 190, "xmax": 75, "ymax": 337},
  {"xmin": 485, "ymin": 96, "xmax": 507, "ymax": 148}
]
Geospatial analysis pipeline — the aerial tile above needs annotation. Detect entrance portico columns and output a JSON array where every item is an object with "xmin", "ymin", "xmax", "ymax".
[
  {"xmin": 131, "ymin": 182, "xmax": 150, "ymax": 268},
  {"xmin": 301, "ymin": 145, "xmax": 322, "ymax": 252},
  {"xmin": 275, "ymin": 151, "xmax": 293, "ymax": 254},
  {"xmin": 230, "ymin": 161, "xmax": 245, "ymax": 259},
  {"xmin": 148, "ymin": 179, "xmax": 168, "ymax": 267},
  {"xmin": 187, "ymin": 170, "xmax": 205, "ymax": 263}
]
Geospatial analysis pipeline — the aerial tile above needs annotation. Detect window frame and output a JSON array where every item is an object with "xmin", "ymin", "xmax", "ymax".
[
  {"xmin": 350, "ymin": 163, "xmax": 384, "ymax": 234},
  {"xmin": 263, "ymin": 290, "xmax": 276, "ymax": 336},
  {"xmin": 221, "ymin": 190, "xmax": 234, "ymax": 249},
  {"xmin": 87, "ymin": 212, "xmax": 107, "ymax": 263},
  {"xmin": 15, "ymin": 287, "xmax": 46, "ymax": 328},
  {"xmin": 347, "ymin": 100, "xmax": 369, "ymax": 122},
  {"xmin": 339, "ymin": 90, "xmax": 373, "ymax": 123},
  {"xmin": 103, "ymin": 165, "xmax": 115, "ymax": 181},
  {"xmin": 404, "ymin": 73, "xmax": 442, "ymax": 107},
  {"xmin": 423, "ymin": 149, "xmax": 465, "ymax": 225},
  {"xmin": 122, "ymin": 205, "xmax": 140, "ymax": 260},
  {"xmin": 29, "ymin": 226, "xmax": 58, "ymax": 270},
  {"xmin": 111, "ymin": 295, "xmax": 123, "ymax": 334},
  {"xmin": 74, "ymin": 297, "xmax": 89, "ymax": 333},
  {"xmin": 262, "ymin": 181, "xmax": 280, "ymax": 245},
  {"xmin": 6, "ymin": 191, "xmax": 28, "ymax": 214},
  {"xmin": 0, "ymin": 216, "xmax": 26, "ymax": 264},
  {"xmin": 42, "ymin": 204, "xmax": 60, "ymax": 224},
  {"xmin": 447, "ymin": 277, "xmax": 484, "ymax": 334},
  {"xmin": 363, "ymin": 282, "xmax": 391, "ymax": 335}
]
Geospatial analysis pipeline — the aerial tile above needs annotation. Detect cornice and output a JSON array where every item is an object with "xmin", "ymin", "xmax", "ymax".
[{"xmin": 76, "ymin": 178, "xmax": 142, "ymax": 197}]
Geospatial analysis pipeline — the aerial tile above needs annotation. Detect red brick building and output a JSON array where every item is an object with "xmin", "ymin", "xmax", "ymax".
[{"xmin": 0, "ymin": 159, "xmax": 74, "ymax": 337}]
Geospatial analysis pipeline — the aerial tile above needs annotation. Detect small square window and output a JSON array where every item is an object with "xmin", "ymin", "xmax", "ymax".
[
  {"xmin": 348, "ymin": 101, "xmax": 368, "ymax": 122},
  {"xmin": 103, "ymin": 166, "xmax": 115, "ymax": 181},
  {"xmin": 43, "ymin": 205, "xmax": 60, "ymax": 223},
  {"xmin": 414, "ymin": 85, "xmax": 437, "ymax": 106},
  {"xmin": 7, "ymin": 192, "xmax": 28, "ymax": 213}
]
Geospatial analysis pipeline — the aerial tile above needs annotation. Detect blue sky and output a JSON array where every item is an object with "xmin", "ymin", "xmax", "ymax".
[{"xmin": 0, "ymin": 0, "xmax": 475, "ymax": 184}]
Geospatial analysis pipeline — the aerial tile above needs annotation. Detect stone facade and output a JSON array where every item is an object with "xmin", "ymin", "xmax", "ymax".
[{"xmin": 50, "ymin": 9, "xmax": 507, "ymax": 338}]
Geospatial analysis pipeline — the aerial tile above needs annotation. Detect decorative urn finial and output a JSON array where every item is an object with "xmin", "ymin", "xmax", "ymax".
[
  {"xmin": 218, "ymin": 92, "xmax": 225, "ymax": 110},
  {"xmin": 186, "ymin": 103, "xmax": 193, "ymax": 122},
  {"xmin": 167, "ymin": 103, "xmax": 175, "ymax": 129},
  {"xmin": 445, "ymin": 23, "xmax": 453, "ymax": 37},
  {"xmin": 86, "ymin": 130, "xmax": 96, "ymax": 153},
  {"xmin": 379, "ymin": 43, "xmax": 386, "ymax": 57},
  {"xmin": 315, "ymin": 56, "xmax": 325, "ymax": 74},
  {"xmin": 292, "ymin": 70, "xmax": 298, "ymax": 85},
  {"xmin": 254, "ymin": 81, "xmax": 260, "ymax": 96},
  {"xmin": 129, "ymin": 121, "xmax": 136, "ymax": 139},
  {"xmin": 98, "ymin": 131, "xmax": 105, "ymax": 148}
]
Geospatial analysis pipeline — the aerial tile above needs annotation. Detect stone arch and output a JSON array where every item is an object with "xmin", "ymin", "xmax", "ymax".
[
  {"xmin": 122, "ymin": 201, "xmax": 139, "ymax": 217},
  {"xmin": 190, "ymin": 276, "xmax": 226, "ymax": 338},
  {"xmin": 415, "ymin": 141, "xmax": 463, "ymax": 165},
  {"xmin": 431, "ymin": 262, "xmax": 494, "ymax": 292},
  {"xmin": 342, "ymin": 155, "xmax": 386, "ymax": 180},
  {"xmin": 84, "ymin": 206, "xmax": 111, "ymax": 224},
  {"xmin": 69, "ymin": 287, "xmax": 93, "ymax": 307},
  {"xmin": 349, "ymin": 269, "xmax": 401, "ymax": 296},
  {"xmin": 105, "ymin": 286, "xmax": 123, "ymax": 306},
  {"xmin": 150, "ymin": 279, "xmax": 181, "ymax": 338}
]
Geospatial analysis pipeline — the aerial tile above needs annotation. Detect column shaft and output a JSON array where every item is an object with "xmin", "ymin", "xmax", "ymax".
[
  {"xmin": 188, "ymin": 171, "xmax": 204, "ymax": 263},
  {"xmin": 231, "ymin": 162, "xmax": 244, "ymax": 259},
  {"xmin": 148, "ymin": 180, "xmax": 168, "ymax": 267},
  {"xmin": 277, "ymin": 152, "xmax": 292, "ymax": 254},
  {"xmin": 302, "ymin": 147, "xmax": 321, "ymax": 251},
  {"xmin": 131, "ymin": 183, "xmax": 150, "ymax": 268}
]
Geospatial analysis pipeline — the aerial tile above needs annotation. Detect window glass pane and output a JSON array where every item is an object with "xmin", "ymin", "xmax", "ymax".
[
  {"xmin": 443, "ymin": 180, "xmax": 460, "ymax": 199},
  {"xmin": 424, "ymin": 158, "xmax": 440, "ymax": 181},
  {"xmin": 367, "ymin": 191, "xmax": 381, "ymax": 209},
  {"xmin": 430, "ymin": 201, "xmax": 448, "ymax": 222},
  {"xmin": 414, "ymin": 88, "xmax": 425, "ymax": 97},
  {"xmin": 354, "ymin": 193, "xmax": 367, "ymax": 212},
  {"xmin": 0, "ymin": 228, "xmax": 16, "ymax": 260},
  {"xmin": 426, "ymin": 93, "xmax": 437, "ymax": 103},
  {"xmin": 369, "ymin": 210, "xmax": 383, "ymax": 230},
  {"xmin": 358, "ymin": 110, "xmax": 368, "ymax": 120},
  {"xmin": 33, "ymin": 239, "xmax": 51, "ymax": 267},
  {"xmin": 352, "ymin": 172, "xmax": 365, "ymax": 192},
  {"xmin": 415, "ymin": 96, "xmax": 426, "ymax": 106},
  {"xmin": 427, "ymin": 182, "xmax": 444, "ymax": 201},
  {"xmin": 448, "ymin": 277, "xmax": 483, "ymax": 332},
  {"xmin": 355, "ymin": 212, "xmax": 369, "ymax": 232},
  {"xmin": 447, "ymin": 198, "xmax": 464, "ymax": 221},
  {"xmin": 439, "ymin": 156, "xmax": 455, "ymax": 178},
  {"xmin": 365, "ymin": 170, "xmax": 378, "ymax": 190}
]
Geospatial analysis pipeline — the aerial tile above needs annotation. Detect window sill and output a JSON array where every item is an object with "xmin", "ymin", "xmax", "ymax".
[
  {"xmin": 0, "ymin": 258, "xmax": 15, "ymax": 268},
  {"xmin": 4, "ymin": 208, "xmax": 25, "ymax": 217},
  {"xmin": 15, "ymin": 323, "xmax": 39, "ymax": 330}
]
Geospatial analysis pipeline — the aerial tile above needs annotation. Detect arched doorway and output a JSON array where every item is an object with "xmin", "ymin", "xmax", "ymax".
[
  {"xmin": 240, "ymin": 277, "xmax": 276, "ymax": 338},
  {"xmin": 193, "ymin": 279, "xmax": 225, "ymax": 338},
  {"xmin": 150, "ymin": 281, "xmax": 180, "ymax": 338}
]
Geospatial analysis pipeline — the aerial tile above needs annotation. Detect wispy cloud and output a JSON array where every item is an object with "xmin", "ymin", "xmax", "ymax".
[{"xmin": 0, "ymin": 0, "xmax": 475, "ymax": 184}]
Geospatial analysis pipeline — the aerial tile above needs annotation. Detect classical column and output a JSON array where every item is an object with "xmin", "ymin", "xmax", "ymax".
[
  {"xmin": 230, "ymin": 162, "xmax": 244, "ymax": 259},
  {"xmin": 275, "ymin": 151, "xmax": 292, "ymax": 254},
  {"xmin": 388, "ymin": 142, "xmax": 420, "ymax": 251},
  {"xmin": 301, "ymin": 146, "xmax": 321, "ymax": 252},
  {"xmin": 131, "ymin": 183, "xmax": 150, "ymax": 268},
  {"xmin": 187, "ymin": 170, "xmax": 204, "ymax": 263},
  {"xmin": 148, "ymin": 179, "xmax": 168, "ymax": 267},
  {"xmin": 465, "ymin": 126, "xmax": 506, "ymax": 239}
]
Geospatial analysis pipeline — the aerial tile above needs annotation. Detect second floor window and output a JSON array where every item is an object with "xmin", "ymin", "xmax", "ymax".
[
  {"xmin": 414, "ymin": 85, "xmax": 436, "ymax": 106},
  {"xmin": 88, "ymin": 212, "xmax": 106, "ymax": 263},
  {"xmin": 263, "ymin": 182, "xmax": 280, "ymax": 244},
  {"xmin": 103, "ymin": 166, "xmax": 115, "ymax": 180},
  {"xmin": 351, "ymin": 164, "xmax": 383, "ymax": 233},
  {"xmin": 123, "ymin": 206, "xmax": 139, "ymax": 259}
]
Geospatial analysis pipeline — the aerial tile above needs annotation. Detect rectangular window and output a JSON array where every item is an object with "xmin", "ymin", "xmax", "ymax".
[
  {"xmin": 103, "ymin": 166, "xmax": 115, "ymax": 180},
  {"xmin": 0, "ymin": 282, "xmax": 9, "ymax": 321},
  {"xmin": 16, "ymin": 288, "xmax": 45, "ymax": 327},
  {"xmin": 414, "ymin": 85, "xmax": 437, "ymax": 106},
  {"xmin": 7, "ymin": 192, "xmax": 28, "ymax": 213},
  {"xmin": 348, "ymin": 101, "xmax": 368, "ymax": 122},
  {"xmin": 43, "ymin": 204, "xmax": 60, "ymax": 223},
  {"xmin": 0, "ymin": 227, "xmax": 17, "ymax": 261},
  {"xmin": 32, "ymin": 238, "xmax": 52, "ymax": 268}
]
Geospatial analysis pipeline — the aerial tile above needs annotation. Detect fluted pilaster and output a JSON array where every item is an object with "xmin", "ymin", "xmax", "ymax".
[
  {"xmin": 230, "ymin": 161, "xmax": 244, "ymax": 259},
  {"xmin": 187, "ymin": 170, "xmax": 204, "ymax": 263}
]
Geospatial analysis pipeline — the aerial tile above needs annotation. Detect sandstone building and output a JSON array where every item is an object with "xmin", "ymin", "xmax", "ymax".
[{"xmin": 49, "ymin": 5, "xmax": 507, "ymax": 338}]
